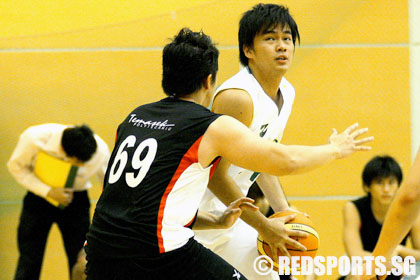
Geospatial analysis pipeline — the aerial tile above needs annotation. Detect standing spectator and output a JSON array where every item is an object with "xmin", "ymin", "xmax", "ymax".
[{"xmin": 7, "ymin": 123, "xmax": 110, "ymax": 280}]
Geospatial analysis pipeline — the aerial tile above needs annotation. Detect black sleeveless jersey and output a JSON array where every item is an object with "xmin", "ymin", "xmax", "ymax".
[
  {"xmin": 352, "ymin": 196, "xmax": 408, "ymax": 280},
  {"xmin": 86, "ymin": 97, "xmax": 221, "ymax": 258},
  {"xmin": 352, "ymin": 196, "xmax": 407, "ymax": 252}
]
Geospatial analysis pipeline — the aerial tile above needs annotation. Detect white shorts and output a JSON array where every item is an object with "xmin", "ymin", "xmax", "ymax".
[{"xmin": 210, "ymin": 219, "xmax": 279, "ymax": 280}]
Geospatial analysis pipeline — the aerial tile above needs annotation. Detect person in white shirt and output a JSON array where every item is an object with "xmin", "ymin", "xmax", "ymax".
[
  {"xmin": 194, "ymin": 4, "xmax": 315, "ymax": 279},
  {"xmin": 7, "ymin": 123, "xmax": 110, "ymax": 280}
]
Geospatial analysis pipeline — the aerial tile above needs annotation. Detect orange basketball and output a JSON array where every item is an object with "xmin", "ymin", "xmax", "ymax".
[{"xmin": 256, "ymin": 210, "xmax": 319, "ymax": 271}]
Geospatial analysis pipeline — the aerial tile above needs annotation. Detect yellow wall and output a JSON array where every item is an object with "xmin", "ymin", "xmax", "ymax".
[{"xmin": 0, "ymin": 1, "xmax": 411, "ymax": 279}]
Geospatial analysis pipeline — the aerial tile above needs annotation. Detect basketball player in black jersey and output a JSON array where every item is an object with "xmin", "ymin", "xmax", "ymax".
[{"xmin": 85, "ymin": 28, "xmax": 373, "ymax": 280}]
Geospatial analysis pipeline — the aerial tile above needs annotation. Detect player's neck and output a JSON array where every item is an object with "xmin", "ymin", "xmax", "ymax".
[
  {"xmin": 178, "ymin": 88, "xmax": 209, "ymax": 106},
  {"xmin": 248, "ymin": 65, "xmax": 283, "ymax": 99}
]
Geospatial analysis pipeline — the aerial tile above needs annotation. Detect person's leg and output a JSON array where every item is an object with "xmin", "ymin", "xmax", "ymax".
[
  {"xmin": 14, "ymin": 192, "xmax": 55, "ymax": 280},
  {"xmin": 57, "ymin": 191, "xmax": 90, "ymax": 278}
]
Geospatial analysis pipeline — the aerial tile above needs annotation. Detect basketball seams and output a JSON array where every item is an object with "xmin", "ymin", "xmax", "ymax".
[{"xmin": 284, "ymin": 223, "xmax": 320, "ymax": 240}]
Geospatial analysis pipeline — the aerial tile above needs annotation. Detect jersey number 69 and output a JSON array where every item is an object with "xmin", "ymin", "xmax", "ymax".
[{"xmin": 108, "ymin": 135, "xmax": 158, "ymax": 188}]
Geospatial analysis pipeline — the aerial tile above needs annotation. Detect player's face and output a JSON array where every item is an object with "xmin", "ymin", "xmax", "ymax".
[
  {"xmin": 367, "ymin": 176, "xmax": 399, "ymax": 206},
  {"xmin": 245, "ymin": 24, "xmax": 295, "ymax": 76}
]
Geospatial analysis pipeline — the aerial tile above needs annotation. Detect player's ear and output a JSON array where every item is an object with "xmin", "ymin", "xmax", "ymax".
[
  {"xmin": 362, "ymin": 184, "xmax": 370, "ymax": 193},
  {"xmin": 203, "ymin": 74, "xmax": 213, "ymax": 90},
  {"xmin": 243, "ymin": 44, "xmax": 254, "ymax": 60}
]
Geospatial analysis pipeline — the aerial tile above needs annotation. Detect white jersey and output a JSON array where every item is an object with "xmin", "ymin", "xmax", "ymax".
[{"xmin": 195, "ymin": 66, "xmax": 295, "ymax": 248}]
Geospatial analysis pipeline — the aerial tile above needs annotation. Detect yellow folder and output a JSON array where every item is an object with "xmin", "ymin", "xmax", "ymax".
[{"xmin": 34, "ymin": 151, "xmax": 78, "ymax": 208}]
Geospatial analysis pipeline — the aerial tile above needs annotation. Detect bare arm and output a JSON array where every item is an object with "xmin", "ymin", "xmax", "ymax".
[
  {"xmin": 371, "ymin": 148, "xmax": 420, "ymax": 260},
  {"xmin": 193, "ymin": 197, "xmax": 258, "ymax": 230},
  {"xmin": 393, "ymin": 208, "xmax": 420, "ymax": 260},
  {"xmin": 342, "ymin": 201, "xmax": 371, "ymax": 257},
  {"xmin": 207, "ymin": 156, "xmax": 307, "ymax": 259},
  {"xmin": 256, "ymin": 173, "xmax": 290, "ymax": 212},
  {"xmin": 199, "ymin": 116, "xmax": 372, "ymax": 176},
  {"xmin": 211, "ymin": 88, "xmax": 254, "ymax": 127}
]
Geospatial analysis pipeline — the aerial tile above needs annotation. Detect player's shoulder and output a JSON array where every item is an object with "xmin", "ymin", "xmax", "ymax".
[
  {"xmin": 343, "ymin": 200, "xmax": 362, "ymax": 224},
  {"xmin": 216, "ymin": 67, "xmax": 250, "ymax": 92},
  {"xmin": 212, "ymin": 88, "xmax": 253, "ymax": 115},
  {"xmin": 215, "ymin": 88, "xmax": 251, "ymax": 103}
]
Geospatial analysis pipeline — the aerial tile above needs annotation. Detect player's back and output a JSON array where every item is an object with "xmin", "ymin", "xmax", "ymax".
[{"xmin": 87, "ymin": 97, "xmax": 220, "ymax": 258}]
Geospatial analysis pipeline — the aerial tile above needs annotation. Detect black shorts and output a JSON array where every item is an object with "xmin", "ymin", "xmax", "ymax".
[{"xmin": 85, "ymin": 238, "xmax": 247, "ymax": 280}]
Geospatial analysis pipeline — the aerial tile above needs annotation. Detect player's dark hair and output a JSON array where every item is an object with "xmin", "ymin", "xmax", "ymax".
[
  {"xmin": 239, "ymin": 3, "xmax": 300, "ymax": 66},
  {"xmin": 362, "ymin": 155, "xmax": 403, "ymax": 188},
  {"xmin": 61, "ymin": 124, "xmax": 97, "ymax": 162},
  {"xmin": 162, "ymin": 27, "xmax": 219, "ymax": 97}
]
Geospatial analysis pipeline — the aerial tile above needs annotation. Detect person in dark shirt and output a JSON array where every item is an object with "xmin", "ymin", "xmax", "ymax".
[{"xmin": 342, "ymin": 155, "xmax": 420, "ymax": 279}]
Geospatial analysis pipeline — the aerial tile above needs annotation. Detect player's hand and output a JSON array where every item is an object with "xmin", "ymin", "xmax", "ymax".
[
  {"xmin": 218, "ymin": 197, "xmax": 259, "ymax": 229},
  {"xmin": 283, "ymin": 206, "xmax": 310, "ymax": 219},
  {"xmin": 259, "ymin": 212, "xmax": 308, "ymax": 263},
  {"xmin": 47, "ymin": 188, "xmax": 74, "ymax": 206},
  {"xmin": 328, "ymin": 123, "xmax": 374, "ymax": 159}
]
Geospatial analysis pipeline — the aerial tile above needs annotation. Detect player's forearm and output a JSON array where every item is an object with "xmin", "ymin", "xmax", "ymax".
[
  {"xmin": 193, "ymin": 211, "xmax": 223, "ymax": 230},
  {"xmin": 373, "ymin": 192, "xmax": 420, "ymax": 259},
  {"xmin": 210, "ymin": 182, "xmax": 268, "ymax": 232},
  {"xmin": 257, "ymin": 174, "xmax": 289, "ymax": 212},
  {"xmin": 268, "ymin": 143, "xmax": 340, "ymax": 176},
  {"xmin": 207, "ymin": 174, "xmax": 268, "ymax": 231},
  {"xmin": 238, "ymin": 206, "xmax": 270, "ymax": 232}
]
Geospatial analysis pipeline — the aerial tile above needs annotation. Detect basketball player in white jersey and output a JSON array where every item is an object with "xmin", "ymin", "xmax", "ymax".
[{"xmin": 194, "ymin": 4, "xmax": 307, "ymax": 279}]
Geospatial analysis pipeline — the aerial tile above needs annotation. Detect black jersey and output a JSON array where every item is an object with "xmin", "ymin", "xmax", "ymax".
[
  {"xmin": 86, "ymin": 97, "xmax": 220, "ymax": 258},
  {"xmin": 350, "ymin": 196, "xmax": 408, "ymax": 280},
  {"xmin": 352, "ymin": 196, "xmax": 407, "ymax": 252}
]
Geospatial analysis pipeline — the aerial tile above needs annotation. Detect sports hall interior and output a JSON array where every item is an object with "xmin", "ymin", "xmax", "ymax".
[{"xmin": 1, "ymin": 1, "xmax": 419, "ymax": 279}]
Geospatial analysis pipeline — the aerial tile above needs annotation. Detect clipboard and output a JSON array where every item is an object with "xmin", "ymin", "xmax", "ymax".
[{"xmin": 34, "ymin": 151, "xmax": 78, "ymax": 208}]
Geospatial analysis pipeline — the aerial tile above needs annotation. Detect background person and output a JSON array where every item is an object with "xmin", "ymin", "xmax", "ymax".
[
  {"xmin": 341, "ymin": 155, "xmax": 420, "ymax": 279},
  {"xmin": 357, "ymin": 148, "xmax": 420, "ymax": 280},
  {"xmin": 7, "ymin": 123, "xmax": 110, "ymax": 280}
]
